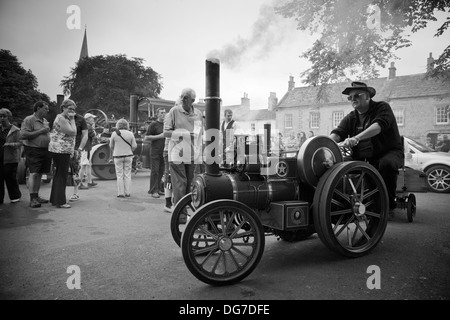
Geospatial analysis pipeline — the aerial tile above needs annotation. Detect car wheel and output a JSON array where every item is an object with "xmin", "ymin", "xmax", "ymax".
[{"xmin": 425, "ymin": 165, "xmax": 450, "ymax": 193}]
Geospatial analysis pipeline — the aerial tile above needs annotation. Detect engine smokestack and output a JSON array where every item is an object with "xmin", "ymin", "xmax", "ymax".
[
  {"xmin": 205, "ymin": 58, "xmax": 221, "ymax": 176},
  {"xmin": 264, "ymin": 123, "xmax": 271, "ymax": 156},
  {"xmin": 129, "ymin": 95, "xmax": 138, "ymax": 132}
]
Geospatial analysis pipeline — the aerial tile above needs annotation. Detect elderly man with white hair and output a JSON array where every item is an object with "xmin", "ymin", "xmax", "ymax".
[{"xmin": 164, "ymin": 88, "xmax": 203, "ymax": 222}]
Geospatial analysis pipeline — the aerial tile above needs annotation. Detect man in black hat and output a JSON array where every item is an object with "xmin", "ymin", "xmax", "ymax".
[{"xmin": 330, "ymin": 81, "xmax": 404, "ymax": 218}]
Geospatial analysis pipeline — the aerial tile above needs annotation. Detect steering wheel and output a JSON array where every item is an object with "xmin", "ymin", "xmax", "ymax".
[{"xmin": 338, "ymin": 142, "xmax": 353, "ymax": 160}]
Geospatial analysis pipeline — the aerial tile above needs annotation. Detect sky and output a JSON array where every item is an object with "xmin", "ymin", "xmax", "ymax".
[{"xmin": 0, "ymin": 0, "xmax": 448, "ymax": 109}]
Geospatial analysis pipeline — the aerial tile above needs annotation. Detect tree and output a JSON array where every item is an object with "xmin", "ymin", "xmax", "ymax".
[
  {"xmin": 0, "ymin": 49, "xmax": 52, "ymax": 122},
  {"xmin": 275, "ymin": 0, "xmax": 450, "ymax": 92},
  {"xmin": 61, "ymin": 54, "xmax": 163, "ymax": 119}
]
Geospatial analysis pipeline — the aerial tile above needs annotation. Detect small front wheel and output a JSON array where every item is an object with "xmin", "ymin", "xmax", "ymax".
[{"xmin": 181, "ymin": 200, "xmax": 265, "ymax": 286}]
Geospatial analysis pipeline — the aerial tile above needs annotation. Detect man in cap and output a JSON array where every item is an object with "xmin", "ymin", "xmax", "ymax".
[{"xmin": 330, "ymin": 81, "xmax": 404, "ymax": 218}]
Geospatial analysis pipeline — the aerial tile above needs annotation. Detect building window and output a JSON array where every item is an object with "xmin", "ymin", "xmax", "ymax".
[
  {"xmin": 436, "ymin": 106, "xmax": 449, "ymax": 124},
  {"xmin": 332, "ymin": 111, "xmax": 344, "ymax": 128},
  {"xmin": 393, "ymin": 109, "xmax": 404, "ymax": 126},
  {"xmin": 298, "ymin": 111, "xmax": 303, "ymax": 130},
  {"xmin": 251, "ymin": 123, "xmax": 256, "ymax": 133},
  {"xmin": 285, "ymin": 114, "xmax": 293, "ymax": 129},
  {"xmin": 310, "ymin": 112, "xmax": 320, "ymax": 129}
]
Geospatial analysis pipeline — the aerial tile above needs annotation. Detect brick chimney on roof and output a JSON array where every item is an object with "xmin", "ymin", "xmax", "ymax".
[
  {"xmin": 268, "ymin": 92, "xmax": 278, "ymax": 111},
  {"xmin": 288, "ymin": 75, "xmax": 295, "ymax": 91},
  {"xmin": 241, "ymin": 92, "xmax": 250, "ymax": 107},
  {"xmin": 427, "ymin": 52, "xmax": 435, "ymax": 72},
  {"xmin": 388, "ymin": 62, "xmax": 396, "ymax": 79}
]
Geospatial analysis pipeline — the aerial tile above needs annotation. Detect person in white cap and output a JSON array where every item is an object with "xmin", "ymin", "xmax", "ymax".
[{"xmin": 78, "ymin": 113, "xmax": 98, "ymax": 190}]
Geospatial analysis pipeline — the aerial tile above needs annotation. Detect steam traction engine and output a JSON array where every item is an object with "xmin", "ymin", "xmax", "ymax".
[{"xmin": 171, "ymin": 59, "xmax": 389, "ymax": 286}]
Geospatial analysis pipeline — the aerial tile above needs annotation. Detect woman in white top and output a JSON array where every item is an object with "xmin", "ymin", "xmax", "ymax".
[{"xmin": 109, "ymin": 119, "xmax": 137, "ymax": 197}]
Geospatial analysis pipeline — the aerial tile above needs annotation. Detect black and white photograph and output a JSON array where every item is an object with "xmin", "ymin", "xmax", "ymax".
[{"xmin": 1, "ymin": 0, "xmax": 449, "ymax": 307}]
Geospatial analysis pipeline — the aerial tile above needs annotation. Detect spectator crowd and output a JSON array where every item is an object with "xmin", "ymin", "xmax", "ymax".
[{"xmin": 2, "ymin": 91, "xmax": 448, "ymax": 215}]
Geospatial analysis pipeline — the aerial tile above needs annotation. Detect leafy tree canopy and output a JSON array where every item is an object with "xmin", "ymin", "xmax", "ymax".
[
  {"xmin": 275, "ymin": 0, "xmax": 450, "ymax": 88},
  {"xmin": 0, "ymin": 49, "xmax": 52, "ymax": 122},
  {"xmin": 61, "ymin": 54, "xmax": 163, "ymax": 119}
]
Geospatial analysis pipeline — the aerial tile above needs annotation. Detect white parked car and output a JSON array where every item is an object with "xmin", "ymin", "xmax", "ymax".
[{"xmin": 404, "ymin": 136, "xmax": 450, "ymax": 193}]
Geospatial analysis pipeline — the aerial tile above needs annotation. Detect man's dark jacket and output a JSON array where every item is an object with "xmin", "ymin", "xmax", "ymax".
[{"xmin": 331, "ymin": 100, "xmax": 404, "ymax": 160}]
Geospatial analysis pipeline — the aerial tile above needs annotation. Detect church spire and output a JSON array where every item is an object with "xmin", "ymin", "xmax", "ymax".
[{"xmin": 79, "ymin": 25, "xmax": 88, "ymax": 62}]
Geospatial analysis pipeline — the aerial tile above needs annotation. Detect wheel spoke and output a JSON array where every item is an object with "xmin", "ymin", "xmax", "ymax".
[
  {"xmin": 227, "ymin": 249, "xmax": 241, "ymax": 270},
  {"xmin": 199, "ymin": 247, "xmax": 219, "ymax": 267},
  {"xmin": 210, "ymin": 251, "xmax": 224, "ymax": 274},
  {"xmin": 331, "ymin": 198, "xmax": 347, "ymax": 208},
  {"xmin": 220, "ymin": 211, "xmax": 226, "ymax": 236},
  {"xmin": 230, "ymin": 245, "xmax": 251, "ymax": 259},
  {"xmin": 334, "ymin": 189, "xmax": 351, "ymax": 203},
  {"xmin": 348, "ymin": 177, "xmax": 358, "ymax": 195},
  {"xmin": 333, "ymin": 214, "xmax": 346, "ymax": 232},
  {"xmin": 350, "ymin": 222, "xmax": 359, "ymax": 245},
  {"xmin": 335, "ymin": 215, "xmax": 355, "ymax": 238},
  {"xmin": 229, "ymin": 220, "xmax": 246, "ymax": 238},
  {"xmin": 193, "ymin": 234, "xmax": 207, "ymax": 248},
  {"xmin": 364, "ymin": 199, "xmax": 375, "ymax": 208},
  {"xmin": 362, "ymin": 215, "xmax": 369, "ymax": 229},
  {"xmin": 191, "ymin": 236, "xmax": 217, "ymax": 243},
  {"xmin": 364, "ymin": 210, "xmax": 381, "ymax": 219},
  {"xmin": 198, "ymin": 223, "xmax": 220, "ymax": 240},
  {"xmin": 361, "ymin": 187, "xmax": 379, "ymax": 201},
  {"xmin": 225, "ymin": 211, "xmax": 238, "ymax": 234},
  {"xmin": 354, "ymin": 220, "xmax": 371, "ymax": 241},
  {"xmin": 206, "ymin": 216, "xmax": 221, "ymax": 236},
  {"xmin": 355, "ymin": 172, "xmax": 366, "ymax": 200},
  {"xmin": 330, "ymin": 208, "xmax": 352, "ymax": 216},
  {"xmin": 232, "ymin": 242, "xmax": 255, "ymax": 247},
  {"xmin": 194, "ymin": 244, "xmax": 218, "ymax": 257}
]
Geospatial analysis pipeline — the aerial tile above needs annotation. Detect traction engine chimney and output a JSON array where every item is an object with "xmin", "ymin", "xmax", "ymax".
[{"xmin": 205, "ymin": 59, "xmax": 221, "ymax": 176}]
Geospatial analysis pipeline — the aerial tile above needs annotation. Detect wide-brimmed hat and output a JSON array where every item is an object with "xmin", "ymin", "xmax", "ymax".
[
  {"xmin": 84, "ymin": 113, "xmax": 97, "ymax": 119},
  {"xmin": 342, "ymin": 81, "xmax": 376, "ymax": 98}
]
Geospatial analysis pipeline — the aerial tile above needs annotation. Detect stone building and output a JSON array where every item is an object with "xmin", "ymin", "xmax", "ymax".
[
  {"xmin": 221, "ymin": 92, "xmax": 277, "ymax": 135},
  {"xmin": 275, "ymin": 54, "xmax": 450, "ymax": 146}
]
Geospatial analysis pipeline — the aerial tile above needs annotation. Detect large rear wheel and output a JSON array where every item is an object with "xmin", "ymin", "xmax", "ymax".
[{"xmin": 313, "ymin": 161, "xmax": 389, "ymax": 257}]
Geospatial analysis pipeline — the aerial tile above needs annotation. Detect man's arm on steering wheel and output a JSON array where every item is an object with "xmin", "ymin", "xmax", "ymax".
[{"xmin": 332, "ymin": 123, "xmax": 382, "ymax": 148}]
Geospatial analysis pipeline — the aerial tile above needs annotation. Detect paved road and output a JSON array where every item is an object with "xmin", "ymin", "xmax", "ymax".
[{"xmin": 1, "ymin": 170, "xmax": 449, "ymax": 301}]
